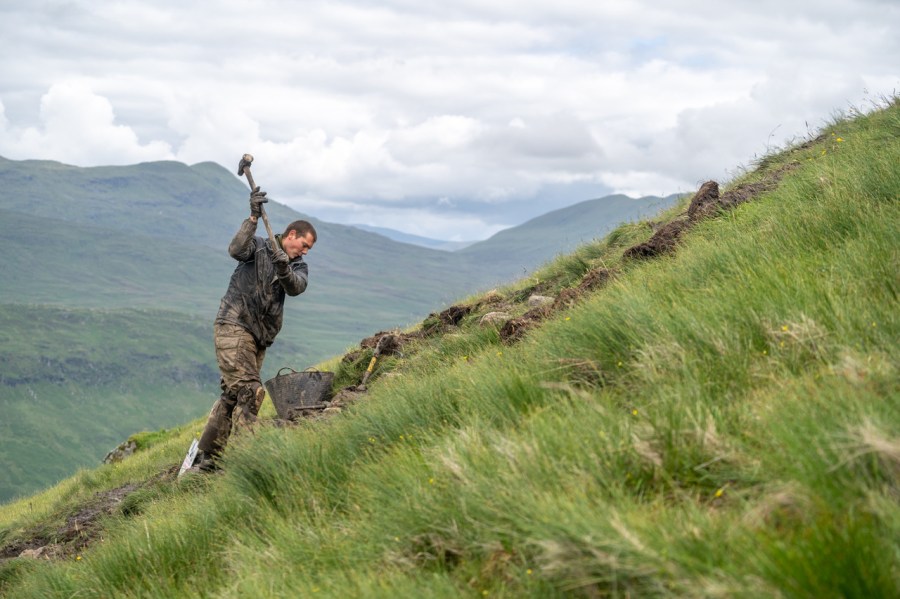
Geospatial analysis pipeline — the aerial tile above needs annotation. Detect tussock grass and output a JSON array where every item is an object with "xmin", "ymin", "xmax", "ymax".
[{"xmin": 2, "ymin": 98, "xmax": 898, "ymax": 597}]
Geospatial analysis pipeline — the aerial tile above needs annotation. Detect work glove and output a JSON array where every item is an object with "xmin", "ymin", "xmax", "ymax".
[
  {"xmin": 249, "ymin": 187, "xmax": 268, "ymax": 218},
  {"xmin": 272, "ymin": 247, "xmax": 291, "ymax": 276}
]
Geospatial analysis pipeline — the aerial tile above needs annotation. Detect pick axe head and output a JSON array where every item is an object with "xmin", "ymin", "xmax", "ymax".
[{"xmin": 237, "ymin": 153, "xmax": 254, "ymax": 176}]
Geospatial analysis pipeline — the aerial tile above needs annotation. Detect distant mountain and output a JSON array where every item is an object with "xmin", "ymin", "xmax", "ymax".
[
  {"xmin": 459, "ymin": 193, "xmax": 681, "ymax": 283},
  {"xmin": 0, "ymin": 155, "xmax": 679, "ymax": 500},
  {"xmin": 0, "ymin": 156, "xmax": 480, "ymax": 358},
  {"xmin": 349, "ymin": 223, "xmax": 476, "ymax": 251}
]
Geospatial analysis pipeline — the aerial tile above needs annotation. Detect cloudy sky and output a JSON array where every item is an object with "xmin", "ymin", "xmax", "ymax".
[{"xmin": 1, "ymin": 1, "xmax": 897, "ymax": 240}]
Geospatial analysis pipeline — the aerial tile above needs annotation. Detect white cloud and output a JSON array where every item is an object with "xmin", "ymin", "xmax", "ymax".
[
  {"xmin": 0, "ymin": 1, "xmax": 897, "ymax": 239},
  {"xmin": 0, "ymin": 81, "xmax": 174, "ymax": 165}
]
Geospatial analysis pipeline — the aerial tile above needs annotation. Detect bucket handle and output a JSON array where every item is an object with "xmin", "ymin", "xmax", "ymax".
[{"xmin": 275, "ymin": 367, "xmax": 326, "ymax": 377}]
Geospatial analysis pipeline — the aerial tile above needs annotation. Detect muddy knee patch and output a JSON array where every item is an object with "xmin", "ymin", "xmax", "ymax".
[{"xmin": 254, "ymin": 385, "xmax": 265, "ymax": 411}]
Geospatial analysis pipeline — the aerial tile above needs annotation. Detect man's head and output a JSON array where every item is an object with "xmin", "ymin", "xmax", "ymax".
[{"xmin": 281, "ymin": 220, "xmax": 317, "ymax": 259}]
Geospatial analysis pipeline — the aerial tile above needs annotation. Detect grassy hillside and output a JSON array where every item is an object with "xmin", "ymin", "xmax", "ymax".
[{"xmin": 1, "ymin": 98, "xmax": 897, "ymax": 597}]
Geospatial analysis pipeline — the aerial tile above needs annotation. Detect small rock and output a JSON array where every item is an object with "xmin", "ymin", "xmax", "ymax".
[
  {"xmin": 103, "ymin": 440, "xmax": 138, "ymax": 464},
  {"xmin": 527, "ymin": 295, "xmax": 554, "ymax": 309},
  {"xmin": 479, "ymin": 311, "xmax": 510, "ymax": 327}
]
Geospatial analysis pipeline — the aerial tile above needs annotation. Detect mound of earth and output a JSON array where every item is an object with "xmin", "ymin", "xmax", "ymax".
[{"xmin": 624, "ymin": 165, "xmax": 798, "ymax": 259}]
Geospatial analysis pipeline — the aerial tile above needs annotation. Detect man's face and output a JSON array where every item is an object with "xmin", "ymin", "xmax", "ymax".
[{"xmin": 283, "ymin": 231, "xmax": 315, "ymax": 259}]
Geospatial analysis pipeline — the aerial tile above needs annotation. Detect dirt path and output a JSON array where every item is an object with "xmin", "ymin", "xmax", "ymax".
[{"xmin": 1, "ymin": 466, "xmax": 177, "ymax": 561}]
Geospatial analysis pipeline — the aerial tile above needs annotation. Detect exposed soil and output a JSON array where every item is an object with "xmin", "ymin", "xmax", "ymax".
[
  {"xmin": 342, "ymin": 331, "xmax": 415, "ymax": 366},
  {"xmin": 716, "ymin": 163, "xmax": 798, "ymax": 211},
  {"xmin": 552, "ymin": 287, "xmax": 581, "ymax": 310},
  {"xmin": 554, "ymin": 267, "xmax": 615, "ymax": 310},
  {"xmin": 497, "ymin": 267, "xmax": 616, "ymax": 343},
  {"xmin": 358, "ymin": 331, "xmax": 417, "ymax": 355},
  {"xmin": 498, "ymin": 306, "xmax": 551, "ymax": 343},
  {"xmin": 422, "ymin": 304, "xmax": 474, "ymax": 336},
  {"xmin": 578, "ymin": 267, "xmax": 615, "ymax": 293},
  {"xmin": 622, "ymin": 218, "xmax": 691, "ymax": 260},
  {"xmin": 624, "ymin": 164, "xmax": 798, "ymax": 260},
  {"xmin": 1, "ymin": 466, "xmax": 178, "ymax": 561},
  {"xmin": 686, "ymin": 180, "xmax": 722, "ymax": 222}
]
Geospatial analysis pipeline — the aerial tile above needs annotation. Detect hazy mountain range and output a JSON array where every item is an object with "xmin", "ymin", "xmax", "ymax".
[{"xmin": 348, "ymin": 224, "xmax": 476, "ymax": 251}]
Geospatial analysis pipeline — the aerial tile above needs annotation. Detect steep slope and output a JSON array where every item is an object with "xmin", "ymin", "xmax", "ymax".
[{"xmin": 1, "ymin": 99, "xmax": 896, "ymax": 598}]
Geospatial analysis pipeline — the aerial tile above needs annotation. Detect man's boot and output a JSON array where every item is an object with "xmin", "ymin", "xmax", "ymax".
[
  {"xmin": 198, "ymin": 390, "xmax": 238, "ymax": 459},
  {"xmin": 193, "ymin": 450, "xmax": 220, "ymax": 473}
]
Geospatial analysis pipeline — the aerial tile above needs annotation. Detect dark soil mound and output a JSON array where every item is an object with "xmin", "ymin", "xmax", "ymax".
[
  {"xmin": 359, "ymin": 331, "xmax": 413, "ymax": 356},
  {"xmin": 499, "ymin": 306, "xmax": 551, "ymax": 343},
  {"xmin": 622, "ymin": 219, "xmax": 691, "ymax": 259},
  {"xmin": 578, "ymin": 267, "xmax": 614, "ymax": 293},
  {"xmin": 423, "ymin": 304, "xmax": 474, "ymax": 335},
  {"xmin": 686, "ymin": 180, "xmax": 722, "ymax": 221},
  {"xmin": 624, "ymin": 164, "xmax": 798, "ymax": 260}
]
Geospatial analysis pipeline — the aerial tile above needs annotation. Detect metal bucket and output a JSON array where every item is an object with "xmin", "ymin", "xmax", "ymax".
[{"xmin": 264, "ymin": 367, "xmax": 334, "ymax": 420}]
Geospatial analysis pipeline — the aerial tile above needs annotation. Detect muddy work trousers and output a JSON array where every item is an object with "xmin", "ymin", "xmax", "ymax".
[{"xmin": 198, "ymin": 323, "xmax": 267, "ymax": 457}]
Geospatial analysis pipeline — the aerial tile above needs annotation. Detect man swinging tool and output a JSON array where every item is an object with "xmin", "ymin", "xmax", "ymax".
[{"xmin": 190, "ymin": 154, "xmax": 317, "ymax": 473}]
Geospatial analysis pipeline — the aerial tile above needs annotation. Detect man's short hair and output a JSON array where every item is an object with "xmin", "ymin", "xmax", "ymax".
[{"xmin": 284, "ymin": 220, "xmax": 317, "ymax": 242}]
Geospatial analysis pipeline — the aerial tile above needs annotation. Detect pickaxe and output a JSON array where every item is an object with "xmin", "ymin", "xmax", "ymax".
[{"xmin": 237, "ymin": 153, "xmax": 278, "ymax": 247}]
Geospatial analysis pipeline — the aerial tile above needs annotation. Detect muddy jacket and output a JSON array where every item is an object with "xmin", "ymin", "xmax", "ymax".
[{"xmin": 215, "ymin": 218, "xmax": 309, "ymax": 348}]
